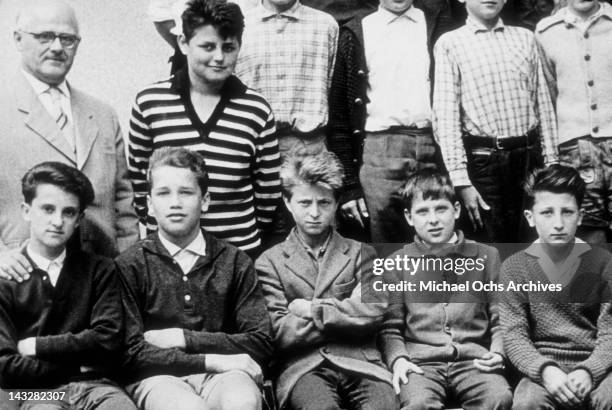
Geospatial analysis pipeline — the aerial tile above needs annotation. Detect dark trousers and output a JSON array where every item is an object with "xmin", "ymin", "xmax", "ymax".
[
  {"xmin": 399, "ymin": 361, "xmax": 512, "ymax": 410},
  {"xmin": 513, "ymin": 373, "xmax": 612, "ymax": 410},
  {"xmin": 288, "ymin": 363, "xmax": 397, "ymax": 410},
  {"xmin": 360, "ymin": 128, "xmax": 440, "ymax": 244},
  {"xmin": 463, "ymin": 140, "xmax": 543, "ymax": 244}
]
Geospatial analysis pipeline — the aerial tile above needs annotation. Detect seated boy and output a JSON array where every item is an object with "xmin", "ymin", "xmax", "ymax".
[
  {"xmin": 0, "ymin": 162, "xmax": 135, "ymax": 409},
  {"xmin": 501, "ymin": 164, "xmax": 612, "ymax": 409},
  {"xmin": 255, "ymin": 151, "xmax": 397, "ymax": 410},
  {"xmin": 117, "ymin": 147, "xmax": 273, "ymax": 410},
  {"xmin": 380, "ymin": 169, "xmax": 512, "ymax": 410}
]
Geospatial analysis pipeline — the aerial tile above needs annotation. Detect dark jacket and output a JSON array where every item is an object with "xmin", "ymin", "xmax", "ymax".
[
  {"xmin": 117, "ymin": 231, "xmax": 274, "ymax": 384},
  {"xmin": 328, "ymin": 0, "xmax": 460, "ymax": 203},
  {"xmin": 0, "ymin": 250, "xmax": 124, "ymax": 389}
]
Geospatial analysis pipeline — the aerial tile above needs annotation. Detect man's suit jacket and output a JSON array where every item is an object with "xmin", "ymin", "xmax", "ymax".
[
  {"xmin": 0, "ymin": 72, "xmax": 139, "ymax": 257},
  {"xmin": 256, "ymin": 229, "xmax": 392, "ymax": 409}
]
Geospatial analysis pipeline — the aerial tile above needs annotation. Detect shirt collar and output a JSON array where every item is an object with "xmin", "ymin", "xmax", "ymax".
[
  {"xmin": 292, "ymin": 227, "xmax": 333, "ymax": 257},
  {"xmin": 525, "ymin": 237, "xmax": 591, "ymax": 259},
  {"xmin": 562, "ymin": 2, "xmax": 611, "ymax": 25},
  {"xmin": 158, "ymin": 230, "xmax": 206, "ymax": 258},
  {"xmin": 376, "ymin": 5, "xmax": 423, "ymax": 24},
  {"xmin": 21, "ymin": 69, "xmax": 70, "ymax": 98},
  {"xmin": 26, "ymin": 243, "xmax": 67, "ymax": 272},
  {"xmin": 466, "ymin": 15, "xmax": 505, "ymax": 33},
  {"xmin": 257, "ymin": 0, "xmax": 302, "ymax": 20}
]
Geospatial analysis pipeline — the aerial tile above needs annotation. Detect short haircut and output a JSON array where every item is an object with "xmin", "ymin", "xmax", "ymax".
[
  {"xmin": 148, "ymin": 147, "xmax": 209, "ymax": 195},
  {"xmin": 182, "ymin": 0, "xmax": 244, "ymax": 42},
  {"xmin": 21, "ymin": 162, "xmax": 94, "ymax": 211},
  {"xmin": 524, "ymin": 164, "xmax": 586, "ymax": 209},
  {"xmin": 400, "ymin": 169, "xmax": 456, "ymax": 211},
  {"xmin": 281, "ymin": 151, "xmax": 344, "ymax": 199}
]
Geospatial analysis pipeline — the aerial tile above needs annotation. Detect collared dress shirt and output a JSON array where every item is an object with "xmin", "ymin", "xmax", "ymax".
[
  {"xmin": 433, "ymin": 17, "xmax": 558, "ymax": 187},
  {"xmin": 363, "ymin": 6, "xmax": 431, "ymax": 131},
  {"xmin": 536, "ymin": 3, "xmax": 612, "ymax": 143},
  {"xmin": 158, "ymin": 231, "xmax": 206, "ymax": 275},
  {"xmin": 26, "ymin": 244, "xmax": 67, "ymax": 287},
  {"xmin": 235, "ymin": 1, "xmax": 339, "ymax": 133}
]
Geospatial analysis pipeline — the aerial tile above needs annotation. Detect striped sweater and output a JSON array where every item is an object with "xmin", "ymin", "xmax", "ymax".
[{"xmin": 128, "ymin": 69, "xmax": 281, "ymax": 253}]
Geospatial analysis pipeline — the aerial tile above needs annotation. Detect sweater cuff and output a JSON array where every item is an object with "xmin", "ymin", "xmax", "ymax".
[
  {"xmin": 529, "ymin": 358, "xmax": 558, "ymax": 384},
  {"xmin": 449, "ymin": 169, "xmax": 471, "ymax": 188},
  {"xmin": 575, "ymin": 358, "xmax": 608, "ymax": 386},
  {"xmin": 339, "ymin": 185, "xmax": 364, "ymax": 206}
]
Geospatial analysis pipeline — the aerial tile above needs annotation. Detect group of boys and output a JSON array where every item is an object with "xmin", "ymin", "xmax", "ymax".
[{"xmin": 2, "ymin": 148, "xmax": 612, "ymax": 410}]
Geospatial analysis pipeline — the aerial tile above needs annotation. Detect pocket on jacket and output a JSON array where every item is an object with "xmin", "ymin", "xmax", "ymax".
[{"xmin": 333, "ymin": 278, "xmax": 356, "ymax": 298}]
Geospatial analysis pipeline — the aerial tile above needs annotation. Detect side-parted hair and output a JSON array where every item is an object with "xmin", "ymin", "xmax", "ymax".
[
  {"xmin": 22, "ymin": 162, "xmax": 94, "ymax": 211},
  {"xmin": 281, "ymin": 151, "xmax": 344, "ymax": 199},
  {"xmin": 524, "ymin": 164, "xmax": 586, "ymax": 209},
  {"xmin": 400, "ymin": 169, "xmax": 456, "ymax": 211},
  {"xmin": 182, "ymin": 0, "xmax": 244, "ymax": 42},
  {"xmin": 148, "ymin": 147, "xmax": 209, "ymax": 195}
]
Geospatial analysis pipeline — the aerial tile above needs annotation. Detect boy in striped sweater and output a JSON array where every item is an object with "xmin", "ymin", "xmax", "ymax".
[{"xmin": 501, "ymin": 164, "xmax": 612, "ymax": 409}]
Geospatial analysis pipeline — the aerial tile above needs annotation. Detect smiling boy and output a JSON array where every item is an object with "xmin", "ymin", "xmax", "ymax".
[
  {"xmin": 380, "ymin": 169, "xmax": 512, "ymax": 410},
  {"xmin": 501, "ymin": 164, "xmax": 612, "ymax": 409},
  {"xmin": 117, "ymin": 147, "xmax": 273, "ymax": 410},
  {"xmin": 0, "ymin": 162, "xmax": 135, "ymax": 409},
  {"xmin": 256, "ymin": 151, "xmax": 396, "ymax": 410}
]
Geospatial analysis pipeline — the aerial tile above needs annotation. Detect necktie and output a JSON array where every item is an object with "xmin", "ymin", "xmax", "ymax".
[{"xmin": 48, "ymin": 87, "xmax": 76, "ymax": 153}]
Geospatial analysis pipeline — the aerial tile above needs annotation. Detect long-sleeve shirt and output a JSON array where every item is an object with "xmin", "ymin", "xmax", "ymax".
[
  {"xmin": 128, "ymin": 70, "xmax": 281, "ymax": 253},
  {"xmin": 235, "ymin": 1, "xmax": 339, "ymax": 133},
  {"xmin": 433, "ymin": 17, "xmax": 558, "ymax": 187},
  {"xmin": 536, "ymin": 4, "xmax": 612, "ymax": 144},
  {"xmin": 500, "ymin": 246, "xmax": 612, "ymax": 386},
  {"xmin": 380, "ymin": 231, "xmax": 504, "ymax": 367},
  {"xmin": 0, "ymin": 250, "xmax": 124, "ymax": 389},
  {"xmin": 116, "ymin": 231, "xmax": 273, "ymax": 384}
]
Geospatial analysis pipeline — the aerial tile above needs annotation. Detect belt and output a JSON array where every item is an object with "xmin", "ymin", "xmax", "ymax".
[
  {"xmin": 463, "ymin": 129, "xmax": 539, "ymax": 150},
  {"xmin": 276, "ymin": 126, "xmax": 327, "ymax": 139}
]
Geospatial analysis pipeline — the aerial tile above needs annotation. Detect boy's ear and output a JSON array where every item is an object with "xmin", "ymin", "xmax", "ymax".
[
  {"xmin": 403, "ymin": 208, "xmax": 414, "ymax": 227},
  {"xmin": 577, "ymin": 208, "xmax": 584, "ymax": 226},
  {"xmin": 201, "ymin": 191, "xmax": 211, "ymax": 213},
  {"xmin": 523, "ymin": 209, "xmax": 535, "ymax": 227},
  {"xmin": 20, "ymin": 202, "xmax": 31, "ymax": 222},
  {"xmin": 177, "ymin": 34, "xmax": 189, "ymax": 56},
  {"xmin": 453, "ymin": 201, "xmax": 461, "ymax": 220},
  {"xmin": 146, "ymin": 195, "xmax": 155, "ymax": 219}
]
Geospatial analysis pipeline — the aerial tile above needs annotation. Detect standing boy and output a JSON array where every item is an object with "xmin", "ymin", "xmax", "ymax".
[
  {"xmin": 0, "ymin": 162, "xmax": 135, "ymax": 409},
  {"xmin": 381, "ymin": 170, "xmax": 512, "ymax": 409},
  {"xmin": 256, "ymin": 151, "xmax": 397, "ymax": 410},
  {"xmin": 433, "ymin": 0, "xmax": 558, "ymax": 243},
  {"xmin": 501, "ymin": 165, "xmax": 612, "ymax": 409},
  {"xmin": 117, "ymin": 147, "xmax": 273, "ymax": 410},
  {"xmin": 328, "ymin": 0, "xmax": 458, "ymax": 243},
  {"xmin": 536, "ymin": 0, "xmax": 612, "ymax": 245}
]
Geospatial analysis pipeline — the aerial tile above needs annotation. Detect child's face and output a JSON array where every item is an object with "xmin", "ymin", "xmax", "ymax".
[
  {"xmin": 567, "ymin": 0, "xmax": 600, "ymax": 18},
  {"xmin": 524, "ymin": 191, "xmax": 583, "ymax": 246},
  {"xmin": 379, "ymin": 0, "xmax": 415, "ymax": 15},
  {"xmin": 284, "ymin": 183, "xmax": 337, "ymax": 241},
  {"xmin": 148, "ymin": 166, "xmax": 209, "ymax": 246},
  {"xmin": 462, "ymin": 0, "xmax": 506, "ymax": 25},
  {"xmin": 21, "ymin": 184, "xmax": 81, "ymax": 256},
  {"xmin": 405, "ymin": 194, "xmax": 460, "ymax": 246}
]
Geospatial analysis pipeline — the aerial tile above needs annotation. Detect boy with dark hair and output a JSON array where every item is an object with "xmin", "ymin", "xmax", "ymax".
[
  {"xmin": 129, "ymin": 0, "xmax": 281, "ymax": 257},
  {"xmin": 536, "ymin": 0, "xmax": 612, "ymax": 245},
  {"xmin": 118, "ymin": 147, "xmax": 273, "ymax": 410},
  {"xmin": 0, "ymin": 162, "xmax": 135, "ymax": 409},
  {"xmin": 256, "ymin": 151, "xmax": 397, "ymax": 410},
  {"xmin": 501, "ymin": 164, "xmax": 612, "ymax": 409},
  {"xmin": 433, "ymin": 0, "xmax": 558, "ymax": 243},
  {"xmin": 381, "ymin": 169, "xmax": 512, "ymax": 410}
]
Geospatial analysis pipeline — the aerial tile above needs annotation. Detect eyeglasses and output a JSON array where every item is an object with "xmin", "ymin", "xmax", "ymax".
[{"xmin": 19, "ymin": 31, "xmax": 81, "ymax": 49}]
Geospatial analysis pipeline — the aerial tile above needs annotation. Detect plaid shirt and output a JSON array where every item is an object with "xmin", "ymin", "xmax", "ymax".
[
  {"xmin": 235, "ymin": 1, "xmax": 339, "ymax": 133},
  {"xmin": 433, "ymin": 17, "xmax": 558, "ymax": 187}
]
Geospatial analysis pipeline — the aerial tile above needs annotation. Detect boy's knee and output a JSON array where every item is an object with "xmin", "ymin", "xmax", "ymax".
[
  {"xmin": 479, "ymin": 389, "xmax": 512, "ymax": 410},
  {"xmin": 214, "ymin": 371, "xmax": 260, "ymax": 410},
  {"xmin": 401, "ymin": 396, "xmax": 444, "ymax": 410}
]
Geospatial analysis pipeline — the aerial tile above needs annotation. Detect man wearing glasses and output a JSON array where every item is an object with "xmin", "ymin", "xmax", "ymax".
[{"xmin": 0, "ymin": 0, "xmax": 138, "ymax": 281}]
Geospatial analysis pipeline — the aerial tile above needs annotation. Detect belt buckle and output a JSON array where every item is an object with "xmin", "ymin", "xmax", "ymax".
[{"xmin": 495, "ymin": 135, "xmax": 508, "ymax": 150}]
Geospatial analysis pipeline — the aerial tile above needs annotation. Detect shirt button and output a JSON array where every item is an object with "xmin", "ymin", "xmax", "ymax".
[
  {"xmin": 357, "ymin": 69, "xmax": 366, "ymax": 76},
  {"xmin": 354, "ymin": 97, "xmax": 363, "ymax": 105},
  {"xmin": 444, "ymin": 326, "xmax": 451, "ymax": 332},
  {"xmin": 591, "ymin": 104, "xmax": 598, "ymax": 110},
  {"xmin": 42, "ymin": 276, "xmax": 47, "ymax": 281},
  {"xmin": 593, "ymin": 126, "xmax": 599, "ymax": 133},
  {"xmin": 352, "ymin": 129, "xmax": 362, "ymax": 136},
  {"xmin": 443, "ymin": 302, "xmax": 449, "ymax": 306},
  {"xmin": 184, "ymin": 294, "xmax": 191, "ymax": 302},
  {"xmin": 182, "ymin": 276, "xmax": 188, "ymax": 282},
  {"xmin": 584, "ymin": 32, "xmax": 589, "ymax": 39},
  {"xmin": 588, "ymin": 80, "xmax": 594, "ymax": 87},
  {"xmin": 585, "ymin": 54, "xmax": 591, "ymax": 61}
]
